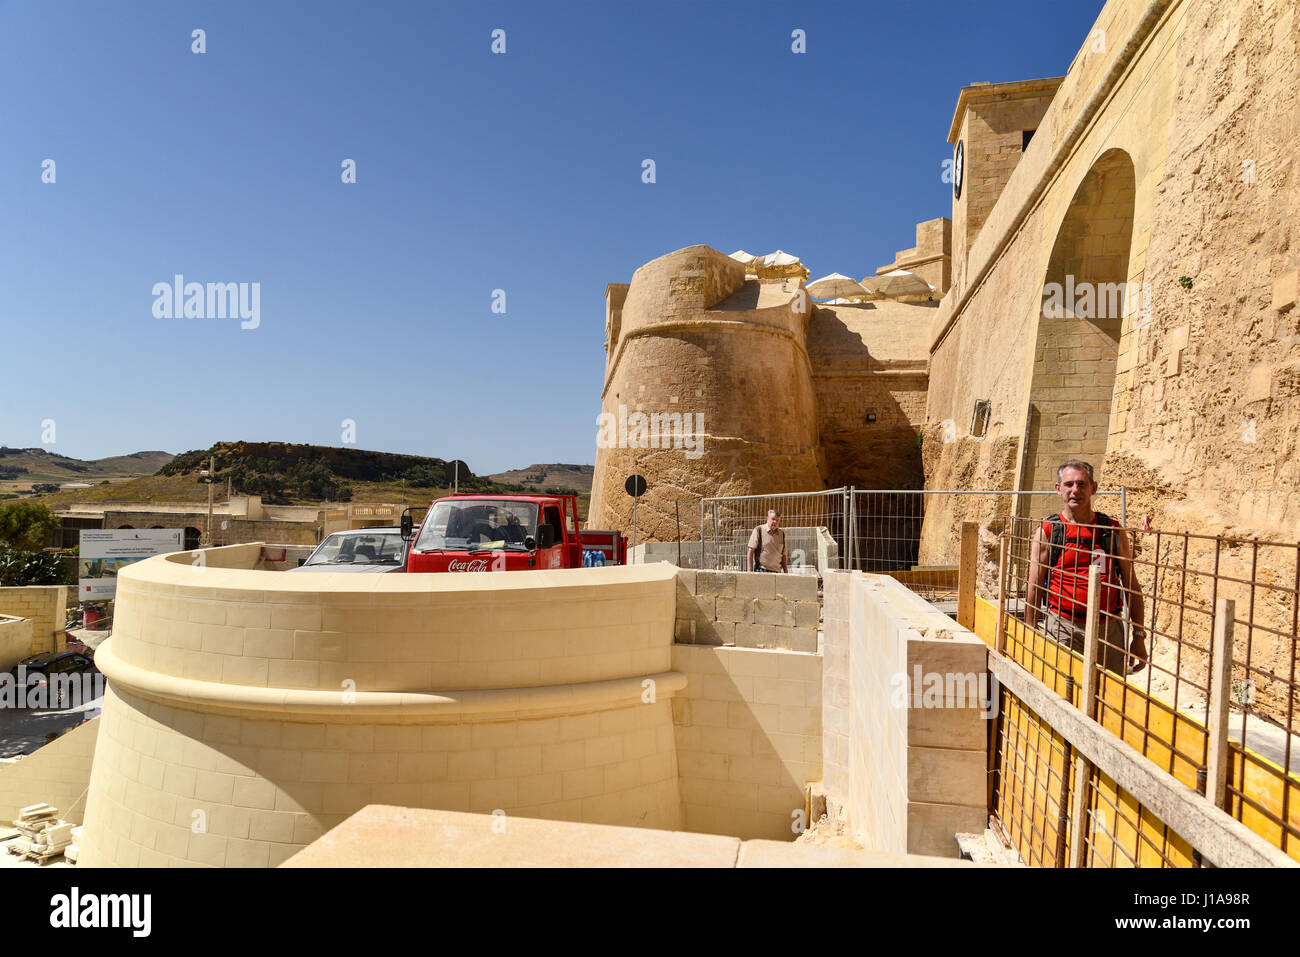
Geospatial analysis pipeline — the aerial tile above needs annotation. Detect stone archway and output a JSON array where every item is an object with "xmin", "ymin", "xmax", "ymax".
[{"xmin": 1020, "ymin": 148, "xmax": 1137, "ymax": 498}]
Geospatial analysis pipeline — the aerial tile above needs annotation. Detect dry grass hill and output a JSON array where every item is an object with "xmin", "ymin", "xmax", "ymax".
[{"xmin": 7, "ymin": 442, "xmax": 594, "ymax": 519}]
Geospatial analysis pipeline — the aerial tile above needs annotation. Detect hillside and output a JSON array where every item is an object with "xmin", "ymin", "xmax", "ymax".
[
  {"xmin": 89, "ymin": 451, "xmax": 175, "ymax": 474},
  {"xmin": 14, "ymin": 442, "xmax": 595, "ymax": 519},
  {"xmin": 154, "ymin": 441, "xmax": 519, "ymax": 505},
  {"xmin": 0, "ymin": 447, "xmax": 173, "ymax": 495},
  {"xmin": 486, "ymin": 463, "xmax": 593, "ymax": 494}
]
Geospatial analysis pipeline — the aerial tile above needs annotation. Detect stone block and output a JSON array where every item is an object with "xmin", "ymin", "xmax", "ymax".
[
  {"xmin": 715, "ymin": 596, "xmax": 750, "ymax": 623},
  {"xmin": 719, "ymin": 647, "xmax": 782, "ymax": 677},
  {"xmin": 772, "ymin": 628, "xmax": 817, "ymax": 653},
  {"xmin": 750, "ymin": 599, "xmax": 796, "ymax": 627},
  {"xmin": 700, "ymin": 620, "xmax": 733, "ymax": 646},
  {"xmin": 905, "ymin": 802, "xmax": 989, "ymax": 859},
  {"xmin": 775, "ymin": 574, "xmax": 819, "ymax": 602},
  {"xmin": 907, "ymin": 705, "xmax": 989, "ymax": 751},
  {"xmin": 735, "ymin": 573, "xmax": 777, "ymax": 600},
  {"xmin": 906, "ymin": 747, "xmax": 985, "ymax": 807},
  {"xmin": 792, "ymin": 603, "xmax": 820, "ymax": 628},
  {"xmin": 730, "ymin": 622, "xmax": 767, "ymax": 649},
  {"xmin": 905, "ymin": 636, "xmax": 988, "ymax": 686},
  {"xmin": 695, "ymin": 572, "xmax": 735, "ymax": 598},
  {"xmin": 1245, "ymin": 363, "xmax": 1272, "ymax": 403},
  {"xmin": 1273, "ymin": 269, "xmax": 1298, "ymax": 312}
]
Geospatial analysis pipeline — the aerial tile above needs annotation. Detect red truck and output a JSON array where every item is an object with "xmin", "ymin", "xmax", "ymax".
[{"xmin": 402, "ymin": 493, "xmax": 626, "ymax": 573}]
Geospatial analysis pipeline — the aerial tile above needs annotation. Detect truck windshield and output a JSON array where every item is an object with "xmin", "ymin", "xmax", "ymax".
[{"xmin": 414, "ymin": 500, "xmax": 539, "ymax": 551}]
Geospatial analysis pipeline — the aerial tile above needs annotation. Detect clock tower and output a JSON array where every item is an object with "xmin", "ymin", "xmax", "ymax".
[{"xmin": 948, "ymin": 77, "xmax": 1063, "ymax": 297}]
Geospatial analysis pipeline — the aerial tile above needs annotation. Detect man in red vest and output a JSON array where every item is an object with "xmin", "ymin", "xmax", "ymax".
[{"xmin": 1026, "ymin": 459, "xmax": 1147, "ymax": 674}]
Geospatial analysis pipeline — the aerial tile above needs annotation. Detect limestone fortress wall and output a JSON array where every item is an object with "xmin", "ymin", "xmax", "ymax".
[
  {"xmin": 588, "ymin": 244, "xmax": 937, "ymax": 540},
  {"xmin": 592, "ymin": 0, "xmax": 1300, "ymax": 556},
  {"xmin": 925, "ymin": 0, "xmax": 1300, "ymax": 551},
  {"xmin": 589, "ymin": 246, "xmax": 826, "ymax": 542}
]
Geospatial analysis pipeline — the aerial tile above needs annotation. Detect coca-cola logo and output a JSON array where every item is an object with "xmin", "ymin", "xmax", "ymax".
[{"xmin": 447, "ymin": 559, "xmax": 490, "ymax": 572}]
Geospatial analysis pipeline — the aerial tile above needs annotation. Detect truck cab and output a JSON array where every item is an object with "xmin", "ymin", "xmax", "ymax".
[{"xmin": 404, "ymin": 493, "xmax": 622, "ymax": 573}]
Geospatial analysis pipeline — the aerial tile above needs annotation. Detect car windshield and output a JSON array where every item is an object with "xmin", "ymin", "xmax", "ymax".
[
  {"xmin": 305, "ymin": 530, "xmax": 405, "ymax": 566},
  {"xmin": 414, "ymin": 500, "xmax": 538, "ymax": 552}
]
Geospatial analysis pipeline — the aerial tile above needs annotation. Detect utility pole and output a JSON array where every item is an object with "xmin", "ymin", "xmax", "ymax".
[
  {"xmin": 454, "ymin": 460, "xmax": 459, "ymax": 495},
  {"xmin": 205, "ymin": 455, "xmax": 215, "ymax": 546}
]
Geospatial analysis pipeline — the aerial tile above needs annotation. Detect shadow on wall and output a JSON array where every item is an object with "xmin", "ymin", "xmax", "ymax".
[{"xmin": 808, "ymin": 307, "xmax": 926, "ymax": 491}]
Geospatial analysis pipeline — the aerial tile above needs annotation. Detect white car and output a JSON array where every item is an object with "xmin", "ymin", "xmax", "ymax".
[{"xmin": 288, "ymin": 527, "xmax": 408, "ymax": 573}]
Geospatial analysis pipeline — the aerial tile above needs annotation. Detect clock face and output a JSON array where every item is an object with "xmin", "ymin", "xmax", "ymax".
[{"xmin": 954, "ymin": 140, "xmax": 965, "ymax": 200}]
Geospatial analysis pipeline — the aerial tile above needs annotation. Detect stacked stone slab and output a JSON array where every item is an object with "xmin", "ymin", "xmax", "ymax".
[
  {"xmin": 674, "ymin": 570, "xmax": 818, "ymax": 653},
  {"xmin": 0, "ymin": 586, "xmax": 67, "ymax": 657},
  {"xmin": 670, "ymin": 644, "xmax": 823, "ymax": 841},
  {"xmin": 820, "ymin": 571, "xmax": 989, "ymax": 857}
]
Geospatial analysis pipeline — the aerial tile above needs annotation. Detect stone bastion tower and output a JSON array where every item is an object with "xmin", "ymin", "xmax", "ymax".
[
  {"xmin": 587, "ymin": 235, "xmax": 942, "ymax": 543},
  {"xmin": 588, "ymin": 245, "xmax": 826, "ymax": 542}
]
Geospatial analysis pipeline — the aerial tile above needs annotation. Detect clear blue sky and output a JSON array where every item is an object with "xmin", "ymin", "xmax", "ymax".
[{"xmin": 0, "ymin": 0, "xmax": 1104, "ymax": 475}]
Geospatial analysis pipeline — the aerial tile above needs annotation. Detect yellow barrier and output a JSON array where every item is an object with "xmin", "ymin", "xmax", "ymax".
[{"xmin": 974, "ymin": 596, "xmax": 1300, "ymax": 863}]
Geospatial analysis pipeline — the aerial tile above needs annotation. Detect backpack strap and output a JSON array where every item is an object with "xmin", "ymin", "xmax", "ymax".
[
  {"xmin": 1042, "ymin": 514, "xmax": 1066, "ymax": 579},
  {"xmin": 1094, "ymin": 512, "xmax": 1115, "ymax": 558}
]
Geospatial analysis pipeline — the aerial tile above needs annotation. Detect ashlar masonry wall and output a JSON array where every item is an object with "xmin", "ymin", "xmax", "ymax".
[
  {"xmin": 79, "ymin": 550, "xmax": 685, "ymax": 867},
  {"xmin": 0, "ymin": 614, "xmax": 34, "ymax": 671},
  {"xmin": 0, "ymin": 585, "xmax": 68, "ymax": 656},
  {"xmin": 0, "ymin": 718, "xmax": 100, "ymax": 824},
  {"xmin": 674, "ymin": 569, "xmax": 818, "ymax": 652},
  {"xmin": 822, "ymin": 570, "xmax": 988, "ymax": 857},
  {"xmin": 671, "ymin": 643, "xmax": 822, "ymax": 841},
  {"xmin": 669, "ymin": 569, "xmax": 823, "ymax": 841}
]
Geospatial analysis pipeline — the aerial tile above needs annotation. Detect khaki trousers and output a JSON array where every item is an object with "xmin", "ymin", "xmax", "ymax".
[{"xmin": 1042, "ymin": 609, "xmax": 1130, "ymax": 675}]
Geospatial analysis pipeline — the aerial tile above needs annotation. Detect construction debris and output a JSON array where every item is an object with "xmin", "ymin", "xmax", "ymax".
[
  {"xmin": 16, "ymin": 802, "xmax": 57, "ymax": 824},
  {"xmin": 5, "ymin": 804, "xmax": 75, "ymax": 865},
  {"xmin": 65, "ymin": 826, "xmax": 83, "ymax": 864}
]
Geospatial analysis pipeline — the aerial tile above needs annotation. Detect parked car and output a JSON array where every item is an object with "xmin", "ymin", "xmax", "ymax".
[
  {"xmin": 287, "ymin": 527, "xmax": 409, "ymax": 573},
  {"xmin": 12, "ymin": 651, "xmax": 98, "ymax": 683}
]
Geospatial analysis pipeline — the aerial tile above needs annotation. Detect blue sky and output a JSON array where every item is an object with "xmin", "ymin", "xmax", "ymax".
[{"xmin": 0, "ymin": 0, "xmax": 1104, "ymax": 475}]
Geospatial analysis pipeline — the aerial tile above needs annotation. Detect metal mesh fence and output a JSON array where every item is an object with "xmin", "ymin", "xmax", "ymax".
[
  {"xmin": 991, "ymin": 682, "xmax": 1201, "ymax": 868},
  {"xmin": 991, "ymin": 682, "xmax": 1075, "ymax": 867},
  {"xmin": 1082, "ymin": 766, "xmax": 1197, "ymax": 868},
  {"xmin": 1000, "ymin": 516, "xmax": 1300, "ymax": 860},
  {"xmin": 700, "ymin": 488, "xmax": 849, "ymax": 574},
  {"xmin": 697, "ymin": 487, "xmax": 1121, "ymax": 601},
  {"xmin": 696, "ymin": 483, "xmax": 1299, "ymax": 865}
]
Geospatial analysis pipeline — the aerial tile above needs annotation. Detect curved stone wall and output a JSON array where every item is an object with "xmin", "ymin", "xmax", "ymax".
[
  {"xmin": 79, "ymin": 545, "xmax": 683, "ymax": 867},
  {"xmin": 590, "ymin": 245, "xmax": 826, "ymax": 541}
]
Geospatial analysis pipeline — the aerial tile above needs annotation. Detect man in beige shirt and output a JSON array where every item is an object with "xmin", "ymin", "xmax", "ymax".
[{"xmin": 747, "ymin": 510, "xmax": 787, "ymax": 573}]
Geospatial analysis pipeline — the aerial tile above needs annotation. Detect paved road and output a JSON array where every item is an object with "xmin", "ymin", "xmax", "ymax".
[{"xmin": 0, "ymin": 682, "xmax": 103, "ymax": 758}]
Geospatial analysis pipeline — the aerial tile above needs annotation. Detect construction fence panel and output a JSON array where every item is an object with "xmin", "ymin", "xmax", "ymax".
[
  {"xmin": 697, "ymin": 488, "xmax": 1124, "ymax": 588},
  {"xmin": 700, "ymin": 488, "xmax": 850, "ymax": 573},
  {"xmin": 989, "ymin": 680, "xmax": 1202, "ymax": 868},
  {"xmin": 992, "ymin": 517, "xmax": 1300, "ymax": 863},
  {"xmin": 849, "ymin": 489, "xmax": 1123, "ymax": 602}
]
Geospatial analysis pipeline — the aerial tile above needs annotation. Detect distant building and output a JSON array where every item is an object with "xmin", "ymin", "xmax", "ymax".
[{"xmin": 54, "ymin": 496, "xmax": 404, "ymax": 549}]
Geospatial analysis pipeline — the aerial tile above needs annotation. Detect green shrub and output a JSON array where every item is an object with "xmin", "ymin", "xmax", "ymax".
[
  {"xmin": 0, "ymin": 501, "xmax": 60, "ymax": 550},
  {"xmin": 0, "ymin": 547, "xmax": 69, "ymax": 586}
]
